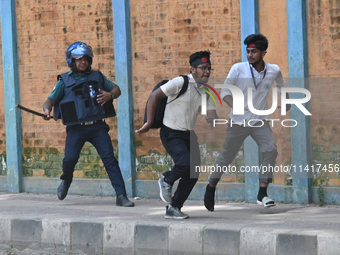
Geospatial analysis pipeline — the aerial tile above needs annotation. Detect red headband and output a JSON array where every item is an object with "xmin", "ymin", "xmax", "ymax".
[{"xmin": 246, "ymin": 41, "xmax": 267, "ymax": 51}]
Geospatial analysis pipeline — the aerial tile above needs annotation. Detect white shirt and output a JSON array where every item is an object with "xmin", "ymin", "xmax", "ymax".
[
  {"xmin": 220, "ymin": 62, "xmax": 286, "ymax": 125},
  {"xmin": 160, "ymin": 74, "xmax": 216, "ymax": 131}
]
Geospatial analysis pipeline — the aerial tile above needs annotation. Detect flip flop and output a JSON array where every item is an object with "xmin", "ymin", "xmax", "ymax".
[{"xmin": 257, "ymin": 196, "xmax": 276, "ymax": 208}]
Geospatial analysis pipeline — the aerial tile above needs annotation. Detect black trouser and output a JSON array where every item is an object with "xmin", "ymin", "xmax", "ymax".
[
  {"xmin": 160, "ymin": 125, "xmax": 200, "ymax": 209},
  {"xmin": 61, "ymin": 122, "xmax": 127, "ymax": 196}
]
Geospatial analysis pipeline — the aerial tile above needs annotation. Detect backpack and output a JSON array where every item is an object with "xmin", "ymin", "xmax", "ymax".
[{"xmin": 143, "ymin": 75, "xmax": 189, "ymax": 129}]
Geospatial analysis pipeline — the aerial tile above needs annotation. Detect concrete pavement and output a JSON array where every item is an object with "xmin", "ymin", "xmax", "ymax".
[{"xmin": 0, "ymin": 192, "xmax": 340, "ymax": 254}]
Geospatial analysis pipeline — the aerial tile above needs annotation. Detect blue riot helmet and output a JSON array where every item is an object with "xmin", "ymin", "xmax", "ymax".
[{"xmin": 66, "ymin": 42, "xmax": 94, "ymax": 73}]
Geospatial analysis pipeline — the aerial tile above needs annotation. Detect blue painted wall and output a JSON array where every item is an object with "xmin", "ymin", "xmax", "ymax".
[
  {"xmin": 112, "ymin": 0, "xmax": 136, "ymax": 197},
  {"xmin": 240, "ymin": 0, "xmax": 261, "ymax": 202},
  {"xmin": 287, "ymin": 0, "xmax": 312, "ymax": 203},
  {"xmin": 0, "ymin": 0, "xmax": 23, "ymax": 193}
]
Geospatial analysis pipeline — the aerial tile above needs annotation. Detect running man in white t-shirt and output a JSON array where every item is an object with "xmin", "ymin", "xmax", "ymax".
[
  {"xmin": 136, "ymin": 51, "xmax": 218, "ymax": 219},
  {"xmin": 204, "ymin": 34, "xmax": 291, "ymax": 211}
]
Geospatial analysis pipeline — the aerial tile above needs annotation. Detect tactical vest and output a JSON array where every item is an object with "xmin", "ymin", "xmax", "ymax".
[{"xmin": 53, "ymin": 71, "xmax": 116, "ymax": 126}]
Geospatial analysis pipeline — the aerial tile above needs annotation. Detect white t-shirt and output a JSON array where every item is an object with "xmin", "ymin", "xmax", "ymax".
[
  {"xmin": 160, "ymin": 74, "xmax": 216, "ymax": 131},
  {"xmin": 220, "ymin": 62, "xmax": 286, "ymax": 125}
]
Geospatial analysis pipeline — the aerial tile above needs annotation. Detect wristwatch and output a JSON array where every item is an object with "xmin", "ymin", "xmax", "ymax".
[{"xmin": 110, "ymin": 92, "xmax": 114, "ymax": 99}]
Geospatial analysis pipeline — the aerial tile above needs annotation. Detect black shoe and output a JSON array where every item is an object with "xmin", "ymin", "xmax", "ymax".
[
  {"xmin": 57, "ymin": 180, "xmax": 71, "ymax": 200},
  {"xmin": 204, "ymin": 184, "xmax": 216, "ymax": 212},
  {"xmin": 116, "ymin": 195, "xmax": 135, "ymax": 207}
]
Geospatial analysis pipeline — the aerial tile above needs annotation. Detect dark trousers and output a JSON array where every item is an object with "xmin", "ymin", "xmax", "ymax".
[
  {"xmin": 209, "ymin": 121, "xmax": 278, "ymax": 186},
  {"xmin": 160, "ymin": 125, "xmax": 200, "ymax": 209},
  {"xmin": 61, "ymin": 122, "xmax": 126, "ymax": 196}
]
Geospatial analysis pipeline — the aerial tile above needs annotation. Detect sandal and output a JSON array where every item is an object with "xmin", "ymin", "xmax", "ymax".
[{"xmin": 257, "ymin": 196, "xmax": 276, "ymax": 208}]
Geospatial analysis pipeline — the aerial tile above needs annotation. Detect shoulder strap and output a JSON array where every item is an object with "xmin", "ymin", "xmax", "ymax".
[
  {"xmin": 168, "ymin": 75, "xmax": 189, "ymax": 104},
  {"xmin": 57, "ymin": 72, "xmax": 68, "ymax": 81}
]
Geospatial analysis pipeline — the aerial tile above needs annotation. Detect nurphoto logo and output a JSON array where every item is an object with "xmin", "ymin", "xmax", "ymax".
[{"xmin": 201, "ymin": 84, "xmax": 312, "ymax": 128}]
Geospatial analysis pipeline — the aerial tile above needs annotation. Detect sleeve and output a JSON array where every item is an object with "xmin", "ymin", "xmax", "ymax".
[
  {"xmin": 160, "ymin": 76, "xmax": 185, "ymax": 97},
  {"xmin": 273, "ymin": 65, "xmax": 286, "ymax": 93},
  {"xmin": 220, "ymin": 64, "xmax": 239, "ymax": 99},
  {"xmin": 47, "ymin": 79, "xmax": 65, "ymax": 102},
  {"xmin": 101, "ymin": 73, "xmax": 117, "ymax": 91}
]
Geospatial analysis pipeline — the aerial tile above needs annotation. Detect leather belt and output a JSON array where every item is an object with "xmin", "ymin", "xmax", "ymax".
[{"xmin": 80, "ymin": 119, "xmax": 105, "ymax": 126}]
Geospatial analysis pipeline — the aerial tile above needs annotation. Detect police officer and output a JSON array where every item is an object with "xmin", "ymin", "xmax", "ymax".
[{"xmin": 42, "ymin": 42, "xmax": 134, "ymax": 207}]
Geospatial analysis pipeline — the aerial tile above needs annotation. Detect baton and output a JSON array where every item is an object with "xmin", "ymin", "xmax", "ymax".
[{"xmin": 15, "ymin": 103, "xmax": 52, "ymax": 118}]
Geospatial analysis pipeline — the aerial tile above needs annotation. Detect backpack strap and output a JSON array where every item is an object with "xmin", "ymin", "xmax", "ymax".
[{"xmin": 168, "ymin": 75, "xmax": 189, "ymax": 104}]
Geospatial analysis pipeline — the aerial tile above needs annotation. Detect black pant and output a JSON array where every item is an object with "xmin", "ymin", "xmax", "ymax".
[
  {"xmin": 61, "ymin": 122, "xmax": 127, "ymax": 196},
  {"xmin": 160, "ymin": 125, "xmax": 200, "ymax": 209}
]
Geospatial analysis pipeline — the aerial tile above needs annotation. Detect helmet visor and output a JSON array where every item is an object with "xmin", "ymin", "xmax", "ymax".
[{"xmin": 69, "ymin": 43, "xmax": 94, "ymax": 59}]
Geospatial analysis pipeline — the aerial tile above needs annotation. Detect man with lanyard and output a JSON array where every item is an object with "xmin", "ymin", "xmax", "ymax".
[
  {"xmin": 136, "ymin": 51, "xmax": 218, "ymax": 219},
  {"xmin": 204, "ymin": 34, "xmax": 290, "ymax": 211},
  {"xmin": 42, "ymin": 42, "xmax": 134, "ymax": 207}
]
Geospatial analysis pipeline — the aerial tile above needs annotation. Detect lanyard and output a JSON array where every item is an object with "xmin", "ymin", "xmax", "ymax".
[
  {"xmin": 250, "ymin": 64, "xmax": 266, "ymax": 89},
  {"xmin": 193, "ymin": 84, "xmax": 202, "ymax": 96}
]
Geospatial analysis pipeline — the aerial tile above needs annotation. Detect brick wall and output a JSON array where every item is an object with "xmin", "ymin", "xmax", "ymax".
[
  {"xmin": 1, "ymin": 0, "xmax": 119, "ymax": 178},
  {"xmin": 0, "ymin": 0, "xmax": 339, "ymax": 186},
  {"xmin": 308, "ymin": 0, "xmax": 340, "ymax": 186},
  {"xmin": 132, "ymin": 0, "xmax": 241, "ymax": 180}
]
